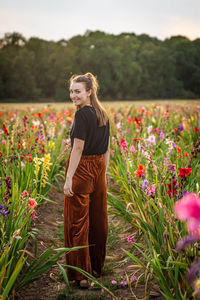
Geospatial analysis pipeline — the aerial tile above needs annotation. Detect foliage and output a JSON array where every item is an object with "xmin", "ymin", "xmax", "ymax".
[{"xmin": 0, "ymin": 31, "xmax": 200, "ymax": 101}]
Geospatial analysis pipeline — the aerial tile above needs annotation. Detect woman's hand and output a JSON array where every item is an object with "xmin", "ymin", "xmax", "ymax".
[{"xmin": 64, "ymin": 177, "xmax": 74, "ymax": 197}]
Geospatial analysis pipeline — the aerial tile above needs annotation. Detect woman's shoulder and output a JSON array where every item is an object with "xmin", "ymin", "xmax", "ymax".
[{"xmin": 77, "ymin": 106, "xmax": 95, "ymax": 116}]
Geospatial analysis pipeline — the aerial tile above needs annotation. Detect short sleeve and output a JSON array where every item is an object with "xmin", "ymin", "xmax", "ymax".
[{"xmin": 72, "ymin": 110, "xmax": 87, "ymax": 141}]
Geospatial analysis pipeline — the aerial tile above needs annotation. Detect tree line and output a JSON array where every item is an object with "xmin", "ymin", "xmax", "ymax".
[{"xmin": 0, "ymin": 31, "xmax": 200, "ymax": 101}]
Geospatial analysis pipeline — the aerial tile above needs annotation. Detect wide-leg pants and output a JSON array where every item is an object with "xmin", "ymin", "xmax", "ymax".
[{"xmin": 64, "ymin": 154, "xmax": 108, "ymax": 281}]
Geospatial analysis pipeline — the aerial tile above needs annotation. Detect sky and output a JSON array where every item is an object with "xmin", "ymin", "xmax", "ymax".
[{"xmin": 0, "ymin": 0, "xmax": 200, "ymax": 41}]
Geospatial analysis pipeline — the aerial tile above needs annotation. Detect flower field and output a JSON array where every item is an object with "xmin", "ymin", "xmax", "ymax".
[
  {"xmin": 0, "ymin": 101, "xmax": 200, "ymax": 299},
  {"xmin": 0, "ymin": 107, "xmax": 74, "ymax": 299},
  {"xmin": 108, "ymin": 103, "xmax": 200, "ymax": 299}
]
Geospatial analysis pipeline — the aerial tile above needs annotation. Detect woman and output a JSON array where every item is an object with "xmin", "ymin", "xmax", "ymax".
[{"xmin": 63, "ymin": 72, "xmax": 110, "ymax": 288}]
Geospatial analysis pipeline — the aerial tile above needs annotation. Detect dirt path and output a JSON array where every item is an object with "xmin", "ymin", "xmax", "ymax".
[{"xmin": 16, "ymin": 181, "xmax": 164, "ymax": 300}]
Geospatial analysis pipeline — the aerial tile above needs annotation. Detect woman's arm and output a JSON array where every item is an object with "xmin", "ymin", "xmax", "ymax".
[
  {"xmin": 64, "ymin": 138, "xmax": 84, "ymax": 196},
  {"xmin": 104, "ymin": 139, "xmax": 110, "ymax": 173}
]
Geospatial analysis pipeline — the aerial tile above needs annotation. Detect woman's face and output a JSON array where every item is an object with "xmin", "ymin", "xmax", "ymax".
[{"xmin": 70, "ymin": 81, "xmax": 91, "ymax": 108}]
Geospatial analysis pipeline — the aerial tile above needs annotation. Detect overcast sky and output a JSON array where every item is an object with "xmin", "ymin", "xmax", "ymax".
[{"xmin": 0, "ymin": 0, "xmax": 200, "ymax": 41}]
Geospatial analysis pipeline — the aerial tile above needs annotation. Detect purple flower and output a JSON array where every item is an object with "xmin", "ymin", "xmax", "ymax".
[
  {"xmin": 172, "ymin": 142, "xmax": 176, "ymax": 149},
  {"xmin": 5, "ymin": 177, "xmax": 11, "ymax": 189},
  {"xmin": 0, "ymin": 204, "xmax": 4, "ymax": 211},
  {"xmin": 176, "ymin": 235, "xmax": 197, "ymax": 251},
  {"xmin": 1, "ymin": 209, "xmax": 10, "ymax": 216},
  {"xmin": 142, "ymin": 179, "xmax": 149, "ymax": 190},
  {"xmin": 159, "ymin": 131, "xmax": 165, "ymax": 139},
  {"xmin": 186, "ymin": 258, "xmax": 200, "ymax": 284},
  {"xmin": 111, "ymin": 280, "xmax": 117, "ymax": 285},
  {"xmin": 178, "ymin": 125, "xmax": 184, "ymax": 131}
]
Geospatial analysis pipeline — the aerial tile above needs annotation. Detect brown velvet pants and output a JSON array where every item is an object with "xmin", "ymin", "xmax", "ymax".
[{"xmin": 64, "ymin": 154, "xmax": 108, "ymax": 281}]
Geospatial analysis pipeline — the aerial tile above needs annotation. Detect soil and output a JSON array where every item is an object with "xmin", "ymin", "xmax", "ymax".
[{"xmin": 15, "ymin": 179, "xmax": 165, "ymax": 300}]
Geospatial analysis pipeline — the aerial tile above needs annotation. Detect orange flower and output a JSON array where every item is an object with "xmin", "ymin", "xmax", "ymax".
[
  {"xmin": 134, "ymin": 164, "xmax": 146, "ymax": 178},
  {"xmin": 184, "ymin": 152, "xmax": 189, "ymax": 157},
  {"xmin": 127, "ymin": 116, "xmax": 134, "ymax": 125}
]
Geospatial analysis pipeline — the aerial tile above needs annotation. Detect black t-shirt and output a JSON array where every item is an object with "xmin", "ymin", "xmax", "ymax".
[{"xmin": 70, "ymin": 106, "xmax": 110, "ymax": 155}]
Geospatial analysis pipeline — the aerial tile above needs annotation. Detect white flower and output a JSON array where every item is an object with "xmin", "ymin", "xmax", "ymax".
[{"xmin": 32, "ymin": 120, "xmax": 40, "ymax": 126}]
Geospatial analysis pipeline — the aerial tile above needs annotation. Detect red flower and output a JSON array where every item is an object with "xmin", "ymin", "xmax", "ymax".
[
  {"xmin": 134, "ymin": 117, "xmax": 142, "ymax": 125},
  {"xmin": 3, "ymin": 124, "xmax": 9, "ymax": 136},
  {"xmin": 166, "ymin": 180, "xmax": 178, "ymax": 197},
  {"xmin": 26, "ymin": 154, "xmax": 33, "ymax": 163},
  {"xmin": 178, "ymin": 168, "xmax": 192, "ymax": 178},
  {"xmin": 133, "ymin": 138, "xmax": 141, "ymax": 142},
  {"xmin": 174, "ymin": 128, "xmax": 178, "ymax": 133},
  {"xmin": 177, "ymin": 145, "xmax": 181, "ymax": 153},
  {"xmin": 37, "ymin": 112, "xmax": 42, "ymax": 118},
  {"xmin": 134, "ymin": 164, "xmax": 146, "ymax": 178},
  {"xmin": 152, "ymin": 128, "xmax": 160, "ymax": 133},
  {"xmin": 184, "ymin": 152, "xmax": 189, "ymax": 157}
]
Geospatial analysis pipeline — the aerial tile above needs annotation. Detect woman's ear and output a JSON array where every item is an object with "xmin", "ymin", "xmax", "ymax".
[{"xmin": 87, "ymin": 89, "xmax": 92, "ymax": 97}]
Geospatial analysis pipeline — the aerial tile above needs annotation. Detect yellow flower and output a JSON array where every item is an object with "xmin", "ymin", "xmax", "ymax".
[{"xmin": 48, "ymin": 141, "xmax": 55, "ymax": 150}]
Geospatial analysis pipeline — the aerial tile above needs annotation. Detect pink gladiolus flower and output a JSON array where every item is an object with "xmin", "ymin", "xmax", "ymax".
[
  {"xmin": 174, "ymin": 193, "xmax": 200, "ymax": 237},
  {"xmin": 147, "ymin": 135, "xmax": 156, "ymax": 145},
  {"xmin": 130, "ymin": 275, "xmax": 137, "ymax": 282},
  {"xmin": 21, "ymin": 161, "xmax": 25, "ymax": 167},
  {"xmin": 147, "ymin": 125, "xmax": 152, "ymax": 133},
  {"xmin": 125, "ymin": 129, "xmax": 131, "ymax": 134},
  {"xmin": 2, "ymin": 140, "xmax": 6, "ymax": 144},
  {"xmin": 111, "ymin": 280, "xmax": 117, "ymax": 285},
  {"xmin": 120, "ymin": 138, "xmax": 127, "ymax": 151},
  {"xmin": 145, "ymin": 184, "xmax": 156, "ymax": 196},
  {"xmin": 130, "ymin": 145, "xmax": 137, "ymax": 153}
]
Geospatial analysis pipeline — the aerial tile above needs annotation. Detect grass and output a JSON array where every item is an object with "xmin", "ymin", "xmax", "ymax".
[
  {"xmin": 57, "ymin": 289, "xmax": 107, "ymax": 300},
  {"xmin": 1, "ymin": 99, "xmax": 199, "ymax": 110}
]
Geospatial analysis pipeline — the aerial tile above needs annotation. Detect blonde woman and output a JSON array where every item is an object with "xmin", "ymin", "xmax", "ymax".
[{"xmin": 64, "ymin": 73, "xmax": 110, "ymax": 288}]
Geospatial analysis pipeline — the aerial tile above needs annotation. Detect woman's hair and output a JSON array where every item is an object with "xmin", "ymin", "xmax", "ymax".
[{"xmin": 69, "ymin": 72, "xmax": 108, "ymax": 127}]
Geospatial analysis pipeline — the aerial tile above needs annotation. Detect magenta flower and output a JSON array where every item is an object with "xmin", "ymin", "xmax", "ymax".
[
  {"xmin": 120, "ymin": 138, "xmax": 127, "ymax": 151},
  {"xmin": 174, "ymin": 193, "xmax": 200, "ymax": 237},
  {"xmin": 127, "ymin": 236, "xmax": 135, "ymax": 243},
  {"xmin": 2, "ymin": 140, "xmax": 6, "ymax": 144},
  {"xmin": 120, "ymin": 280, "xmax": 128, "ymax": 286},
  {"xmin": 111, "ymin": 280, "xmax": 117, "ymax": 285}
]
